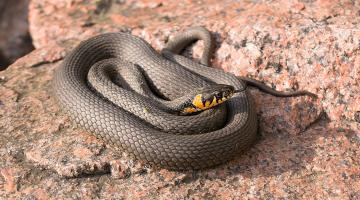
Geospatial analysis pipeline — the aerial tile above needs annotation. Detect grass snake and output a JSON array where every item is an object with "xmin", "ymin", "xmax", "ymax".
[{"xmin": 53, "ymin": 27, "xmax": 315, "ymax": 170}]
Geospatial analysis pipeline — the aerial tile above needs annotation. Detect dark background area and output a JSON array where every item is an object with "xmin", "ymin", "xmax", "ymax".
[{"xmin": 0, "ymin": 0, "xmax": 34, "ymax": 70}]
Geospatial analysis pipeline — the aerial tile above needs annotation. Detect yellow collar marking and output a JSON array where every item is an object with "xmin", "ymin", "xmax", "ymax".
[
  {"xmin": 193, "ymin": 95, "xmax": 221, "ymax": 110},
  {"xmin": 193, "ymin": 94, "xmax": 205, "ymax": 109},
  {"xmin": 205, "ymin": 96, "xmax": 218, "ymax": 108}
]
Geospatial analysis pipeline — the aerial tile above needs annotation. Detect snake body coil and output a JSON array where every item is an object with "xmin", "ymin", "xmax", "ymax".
[{"xmin": 53, "ymin": 27, "xmax": 258, "ymax": 170}]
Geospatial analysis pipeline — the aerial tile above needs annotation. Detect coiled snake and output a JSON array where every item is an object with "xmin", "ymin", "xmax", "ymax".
[{"xmin": 53, "ymin": 27, "xmax": 314, "ymax": 170}]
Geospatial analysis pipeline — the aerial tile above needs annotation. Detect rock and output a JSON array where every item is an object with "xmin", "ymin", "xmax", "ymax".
[
  {"xmin": 1, "ymin": 168, "xmax": 21, "ymax": 193},
  {"xmin": 28, "ymin": 0, "xmax": 359, "ymax": 122},
  {"xmin": 0, "ymin": 0, "xmax": 34, "ymax": 70},
  {"xmin": 0, "ymin": 0, "xmax": 359, "ymax": 199}
]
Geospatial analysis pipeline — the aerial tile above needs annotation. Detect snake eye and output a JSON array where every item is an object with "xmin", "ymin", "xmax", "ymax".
[
  {"xmin": 219, "ymin": 86, "xmax": 235, "ymax": 101},
  {"xmin": 222, "ymin": 91, "xmax": 228, "ymax": 97},
  {"xmin": 215, "ymin": 92, "xmax": 223, "ymax": 99}
]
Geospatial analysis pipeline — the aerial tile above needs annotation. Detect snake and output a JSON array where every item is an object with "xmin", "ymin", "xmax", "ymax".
[{"xmin": 53, "ymin": 27, "xmax": 315, "ymax": 170}]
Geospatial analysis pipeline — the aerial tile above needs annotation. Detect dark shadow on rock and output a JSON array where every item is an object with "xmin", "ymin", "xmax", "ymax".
[
  {"xmin": 0, "ymin": 51, "xmax": 10, "ymax": 70},
  {"xmin": 0, "ymin": 0, "xmax": 35, "ymax": 71}
]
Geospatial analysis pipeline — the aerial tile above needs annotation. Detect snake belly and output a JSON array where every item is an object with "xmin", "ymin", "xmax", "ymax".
[{"xmin": 53, "ymin": 30, "xmax": 258, "ymax": 170}]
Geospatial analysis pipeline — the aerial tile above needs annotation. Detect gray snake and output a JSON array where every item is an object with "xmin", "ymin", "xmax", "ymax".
[{"xmin": 53, "ymin": 27, "xmax": 313, "ymax": 170}]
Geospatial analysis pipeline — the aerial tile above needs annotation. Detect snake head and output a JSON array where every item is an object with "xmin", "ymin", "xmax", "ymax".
[{"xmin": 181, "ymin": 84, "xmax": 235, "ymax": 114}]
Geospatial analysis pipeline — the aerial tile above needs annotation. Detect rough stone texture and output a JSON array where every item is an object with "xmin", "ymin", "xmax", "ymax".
[
  {"xmin": 0, "ymin": 0, "xmax": 359, "ymax": 199},
  {"xmin": 0, "ymin": 0, "xmax": 34, "ymax": 70},
  {"xmin": 29, "ymin": 0, "xmax": 359, "ymax": 122}
]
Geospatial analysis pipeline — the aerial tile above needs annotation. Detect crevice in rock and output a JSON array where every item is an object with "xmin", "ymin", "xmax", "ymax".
[
  {"xmin": 0, "ymin": 51, "xmax": 10, "ymax": 69},
  {"xmin": 0, "ymin": 0, "xmax": 35, "ymax": 71}
]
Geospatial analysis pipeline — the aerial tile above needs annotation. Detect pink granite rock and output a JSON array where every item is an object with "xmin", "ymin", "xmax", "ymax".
[
  {"xmin": 28, "ymin": 0, "xmax": 359, "ymax": 122},
  {"xmin": 0, "ymin": 0, "xmax": 359, "ymax": 199}
]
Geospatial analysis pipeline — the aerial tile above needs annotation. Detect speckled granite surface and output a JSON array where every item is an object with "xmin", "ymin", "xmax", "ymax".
[{"xmin": 0, "ymin": 0, "xmax": 359, "ymax": 199}]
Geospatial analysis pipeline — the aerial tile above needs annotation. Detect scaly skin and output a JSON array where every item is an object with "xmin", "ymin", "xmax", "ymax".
[{"xmin": 53, "ymin": 27, "xmax": 261, "ymax": 170}]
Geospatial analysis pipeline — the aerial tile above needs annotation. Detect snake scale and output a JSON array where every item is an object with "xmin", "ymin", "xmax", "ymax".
[{"xmin": 53, "ymin": 27, "xmax": 313, "ymax": 170}]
